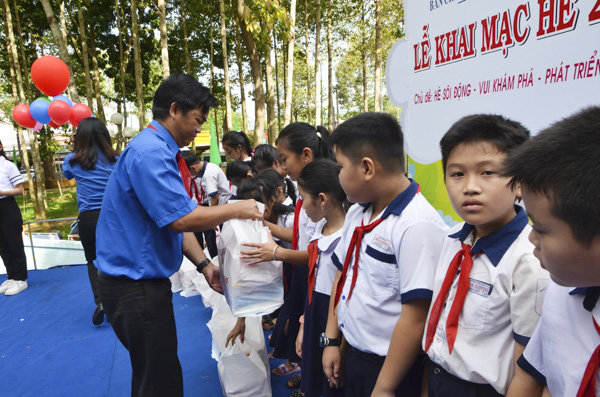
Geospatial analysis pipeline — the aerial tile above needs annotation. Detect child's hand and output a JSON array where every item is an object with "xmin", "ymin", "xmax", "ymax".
[
  {"xmin": 240, "ymin": 231, "xmax": 278, "ymax": 265},
  {"xmin": 323, "ymin": 346, "xmax": 344, "ymax": 389},
  {"xmin": 225, "ymin": 317, "xmax": 246, "ymax": 347},
  {"xmin": 295, "ymin": 322, "xmax": 304, "ymax": 358}
]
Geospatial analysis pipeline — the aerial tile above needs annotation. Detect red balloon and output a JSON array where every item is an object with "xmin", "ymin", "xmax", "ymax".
[
  {"xmin": 48, "ymin": 120, "xmax": 60, "ymax": 129},
  {"xmin": 48, "ymin": 100, "xmax": 72, "ymax": 125},
  {"xmin": 31, "ymin": 56, "xmax": 70, "ymax": 96},
  {"xmin": 69, "ymin": 104, "xmax": 92, "ymax": 128},
  {"xmin": 12, "ymin": 104, "xmax": 37, "ymax": 129}
]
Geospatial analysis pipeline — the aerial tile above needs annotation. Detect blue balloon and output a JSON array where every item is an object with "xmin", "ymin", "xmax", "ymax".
[
  {"xmin": 30, "ymin": 98, "xmax": 52, "ymax": 124},
  {"xmin": 52, "ymin": 95, "xmax": 73, "ymax": 107}
]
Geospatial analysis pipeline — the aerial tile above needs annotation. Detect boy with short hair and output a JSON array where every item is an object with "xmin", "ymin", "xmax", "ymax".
[
  {"xmin": 379, "ymin": 114, "xmax": 548, "ymax": 397},
  {"xmin": 505, "ymin": 106, "xmax": 600, "ymax": 397},
  {"xmin": 322, "ymin": 112, "xmax": 449, "ymax": 396}
]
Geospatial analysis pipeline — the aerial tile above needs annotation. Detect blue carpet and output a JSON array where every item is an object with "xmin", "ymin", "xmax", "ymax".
[{"xmin": 0, "ymin": 266, "xmax": 293, "ymax": 397}]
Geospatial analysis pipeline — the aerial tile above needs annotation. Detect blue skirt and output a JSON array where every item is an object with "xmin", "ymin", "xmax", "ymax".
[{"xmin": 301, "ymin": 291, "xmax": 344, "ymax": 397}]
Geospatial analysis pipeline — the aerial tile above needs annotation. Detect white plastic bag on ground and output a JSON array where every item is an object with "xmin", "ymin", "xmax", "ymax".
[{"xmin": 218, "ymin": 218, "xmax": 284, "ymax": 317}]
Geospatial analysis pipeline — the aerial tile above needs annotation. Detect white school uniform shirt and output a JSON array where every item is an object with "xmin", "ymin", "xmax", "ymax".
[
  {"xmin": 310, "ymin": 218, "xmax": 343, "ymax": 296},
  {"xmin": 297, "ymin": 196, "xmax": 316, "ymax": 251},
  {"xmin": 274, "ymin": 209, "xmax": 295, "ymax": 249},
  {"xmin": 332, "ymin": 181, "xmax": 449, "ymax": 356},
  {"xmin": 0, "ymin": 156, "xmax": 24, "ymax": 199},
  {"xmin": 520, "ymin": 282, "xmax": 600, "ymax": 396},
  {"xmin": 197, "ymin": 162, "xmax": 230, "ymax": 206},
  {"xmin": 424, "ymin": 206, "xmax": 550, "ymax": 394}
]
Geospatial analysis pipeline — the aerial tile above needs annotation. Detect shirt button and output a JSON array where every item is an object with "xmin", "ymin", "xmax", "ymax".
[
  {"xmin": 342, "ymin": 295, "xmax": 346, "ymax": 300},
  {"xmin": 433, "ymin": 368, "xmax": 441, "ymax": 375},
  {"xmin": 341, "ymin": 323, "xmax": 345, "ymax": 328}
]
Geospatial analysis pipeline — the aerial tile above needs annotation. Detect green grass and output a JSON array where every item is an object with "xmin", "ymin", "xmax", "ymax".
[{"xmin": 18, "ymin": 186, "xmax": 79, "ymax": 239}]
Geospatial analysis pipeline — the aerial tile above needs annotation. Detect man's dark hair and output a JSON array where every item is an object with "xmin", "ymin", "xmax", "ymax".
[
  {"xmin": 329, "ymin": 112, "xmax": 405, "ymax": 172},
  {"xmin": 152, "ymin": 74, "xmax": 218, "ymax": 120},
  {"xmin": 504, "ymin": 106, "xmax": 600, "ymax": 246},
  {"xmin": 440, "ymin": 114, "xmax": 530, "ymax": 177},
  {"xmin": 180, "ymin": 150, "xmax": 201, "ymax": 169}
]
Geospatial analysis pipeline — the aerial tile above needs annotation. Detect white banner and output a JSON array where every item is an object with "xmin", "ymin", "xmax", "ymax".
[{"xmin": 387, "ymin": 0, "xmax": 600, "ymax": 164}]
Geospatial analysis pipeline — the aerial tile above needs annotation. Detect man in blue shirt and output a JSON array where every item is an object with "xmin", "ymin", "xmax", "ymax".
[{"xmin": 95, "ymin": 74, "xmax": 261, "ymax": 397}]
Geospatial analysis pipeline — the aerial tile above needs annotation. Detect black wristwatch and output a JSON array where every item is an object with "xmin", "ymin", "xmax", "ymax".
[
  {"xmin": 196, "ymin": 258, "xmax": 211, "ymax": 273},
  {"xmin": 320, "ymin": 332, "xmax": 342, "ymax": 347}
]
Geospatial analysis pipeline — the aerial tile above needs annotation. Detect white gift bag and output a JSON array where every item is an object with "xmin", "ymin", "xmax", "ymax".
[
  {"xmin": 218, "ymin": 218, "xmax": 284, "ymax": 317},
  {"xmin": 217, "ymin": 339, "xmax": 270, "ymax": 397}
]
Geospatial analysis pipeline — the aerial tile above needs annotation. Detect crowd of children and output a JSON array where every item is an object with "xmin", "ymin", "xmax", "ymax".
[{"xmin": 186, "ymin": 106, "xmax": 600, "ymax": 397}]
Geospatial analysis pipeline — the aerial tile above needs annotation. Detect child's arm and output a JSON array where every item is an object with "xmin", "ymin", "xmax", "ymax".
[
  {"xmin": 225, "ymin": 317, "xmax": 246, "ymax": 347},
  {"xmin": 295, "ymin": 315, "xmax": 305, "ymax": 358},
  {"xmin": 264, "ymin": 220, "xmax": 294, "ymax": 243},
  {"xmin": 371, "ymin": 298, "xmax": 430, "ymax": 397},
  {"xmin": 322, "ymin": 270, "xmax": 344, "ymax": 389},
  {"xmin": 506, "ymin": 344, "xmax": 545, "ymax": 397},
  {"xmin": 210, "ymin": 194, "xmax": 219, "ymax": 207},
  {"xmin": 240, "ymin": 231, "xmax": 309, "ymax": 266}
]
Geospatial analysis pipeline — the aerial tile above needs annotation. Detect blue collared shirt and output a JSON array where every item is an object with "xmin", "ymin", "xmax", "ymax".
[
  {"xmin": 62, "ymin": 151, "xmax": 116, "ymax": 212},
  {"xmin": 94, "ymin": 120, "xmax": 197, "ymax": 279}
]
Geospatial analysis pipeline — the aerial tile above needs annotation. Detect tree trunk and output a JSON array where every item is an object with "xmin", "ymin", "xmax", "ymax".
[
  {"xmin": 88, "ymin": 24, "xmax": 107, "ymax": 123},
  {"xmin": 233, "ymin": 20, "xmax": 249, "ymax": 135},
  {"xmin": 39, "ymin": 0, "xmax": 80, "ymax": 103},
  {"xmin": 210, "ymin": 23, "xmax": 214, "ymax": 93},
  {"xmin": 265, "ymin": 41, "xmax": 276, "ymax": 145},
  {"xmin": 219, "ymin": 0, "xmax": 233, "ymax": 131},
  {"xmin": 77, "ymin": 5, "xmax": 94, "ymax": 110},
  {"xmin": 305, "ymin": 0, "xmax": 312, "ymax": 125},
  {"xmin": 284, "ymin": 0, "xmax": 296, "ymax": 127},
  {"xmin": 182, "ymin": 0, "xmax": 191, "ymax": 74},
  {"xmin": 314, "ymin": 0, "xmax": 321, "ymax": 126},
  {"xmin": 234, "ymin": 0, "xmax": 265, "ymax": 145},
  {"xmin": 362, "ymin": 4, "xmax": 368, "ymax": 112},
  {"xmin": 327, "ymin": 0, "xmax": 334, "ymax": 131},
  {"xmin": 13, "ymin": 0, "xmax": 31, "ymax": 101},
  {"xmin": 273, "ymin": 33, "xmax": 281, "ymax": 132},
  {"xmin": 374, "ymin": 0, "xmax": 382, "ymax": 111},
  {"xmin": 158, "ymin": 0, "xmax": 170, "ymax": 78},
  {"xmin": 131, "ymin": 0, "xmax": 145, "ymax": 128},
  {"xmin": 115, "ymin": 0, "xmax": 126, "ymax": 151}
]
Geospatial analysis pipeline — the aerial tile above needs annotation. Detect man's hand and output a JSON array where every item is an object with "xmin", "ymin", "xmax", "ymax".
[
  {"xmin": 233, "ymin": 199, "xmax": 264, "ymax": 220},
  {"xmin": 323, "ymin": 345, "xmax": 344, "ymax": 389},
  {"xmin": 201, "ymin": 263, "xmax": 223, "ymax": 294}
]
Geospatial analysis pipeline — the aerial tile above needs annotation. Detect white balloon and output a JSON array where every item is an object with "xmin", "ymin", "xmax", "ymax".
[
  {"xmin": 123, "ymin": 127, "xmax": 136, "ymax": 138},
  {"xmin": 110, "ymin": 112, "xmax": 124, "ymax": 125},
  {"xmin": 108, "ymin": 127, "xmax": 116, "ymax": 138}
]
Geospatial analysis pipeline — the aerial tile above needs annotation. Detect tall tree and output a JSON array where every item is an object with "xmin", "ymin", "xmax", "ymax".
[
  {"xmin": 218, "ymin": 0, "xmax": 233, "ymax": 131},
  {"xmin": 158, "ymin": 0, "xmax": 170, "ymax": 78},
  {"xmin": 76, "ymin": 4, "xmax": 94, "ymax": 110},
  {"xmin": 284, "ymin": 0, "xmax": 296, "ymax": 127},
  {"xmin": 374, "ymin": 0, "xmax": 382, "ymax": 111},
  {"xmin": 89, "ymin": 24, "xmax": 107, "ymax": 123},
  {"xmin": 131, "ymin": 0, "xmax": 145, "ymax": 128},
  {"xmin": 181, "ymin": 0, "xmax": 191, "ymax": 74},
  {"xmin": 362, "ymin": 2, "xmax": 369, "ymax": 112},
  {"xmin": 39, "ymin": 0, "xmax": 80, "ymax": 103},
  {"xmin": 234, "ymin": 0, "xmax": 266, "ymax": 145},
  {"xmin": 327, "ymin": 0, "xmax": 334, "ymax": 131},
  {"xmin": 264, "ymin": 41, "xmax": 276, "ymax": 144},
  {"xmin": 314, "ymin": 0, "xmax": 321, "ymax": 126},
  {"xmin": 233, "ymin": 18, "xmax": 249, "ymax": 135},
  {"xmin": 304, "ymin": 0, "xmax": 312, "ymax": 124}
]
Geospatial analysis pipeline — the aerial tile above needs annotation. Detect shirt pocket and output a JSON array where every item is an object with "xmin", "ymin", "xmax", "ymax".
[
  {"xmin": 361, "ymin": 244, "xmax": 398, "ymax": 299},
  {"xmin": 459, "ymin": 276, "xmax": 492, "ymax": 330}
]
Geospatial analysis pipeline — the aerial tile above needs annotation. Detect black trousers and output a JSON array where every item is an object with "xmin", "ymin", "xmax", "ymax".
[
  {"xmin": 194, "ymin": 227, "xmax": 218, "ymax": 259},
  {"xmin": 78, "ymin": 209, "xmax": 101, "ymax": 305},
  {"xmin": 345, "ymin": 344, "xmax": 423, "ymax": 397},
  {"xmin": 98, "ymin": 273, "xmax": 183, "ymax": 397},
  {"xmin": 427, "ymin": 358, "xmax": 503, "ymax": 397},
  {"xmin": 0, "ymin": 197, "xmax": 27, "ymax": 281}
]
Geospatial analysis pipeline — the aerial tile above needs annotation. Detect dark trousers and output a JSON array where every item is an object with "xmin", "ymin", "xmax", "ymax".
[
  {"xmin": 98, "ymin": 273, "xmax": 183, "ymax": 397},
  {"xmin": 427, "ymin": 358, "xmax": 503, "ymax": 397},
  {"xmin": 194, "ymin": 227, "xmax": 218, "ymax": 259},
  {"xmin": 0, "ymin": 197, "xmax": 27, "ymax": 281},
  {"xmin": 78, "ymin": 209, "xmax": 101, "ymax": 305},
  {"xmin": 345, "ymin": 345, "xmax": 423, "ymax": 397}
]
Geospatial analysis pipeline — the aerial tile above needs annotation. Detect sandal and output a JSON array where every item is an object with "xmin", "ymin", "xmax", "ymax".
[
  {"xmin": 272, "ymin": 362, "xmax": 301, "ymax": 376},
  {"xmin": 290, "ymin": 390, "xmax": 303, "ymax": 397},
  {"xmin": 262, "ymin": 316, "xmax": 276, "ymax": 330},
  {"xmin": 286, "ymin": 374, "xmax": 301, "ymax": 389}
]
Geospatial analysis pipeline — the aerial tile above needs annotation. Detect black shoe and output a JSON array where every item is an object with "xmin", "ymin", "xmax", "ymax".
[{"xmin": 92, "ymin": 303, "xmax": 105, "ymax": 325}]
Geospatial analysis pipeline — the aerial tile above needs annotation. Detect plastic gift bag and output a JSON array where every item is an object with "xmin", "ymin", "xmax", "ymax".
[{"xmin": 218, "ymin": 218, "xmax": 284, "ymax": 317}]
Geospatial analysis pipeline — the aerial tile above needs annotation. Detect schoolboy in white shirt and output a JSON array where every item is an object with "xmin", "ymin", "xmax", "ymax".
[
  {"xmin": 505, "ymin": 107, "xmax": 600, "ymax": 397},
  {"xmin": 322, "ymin": 112, "xmax": 449, "ymax": 397},
  {"xmin": 382, "ymin": 114, "xmax": 548, "ymax": 397}
]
